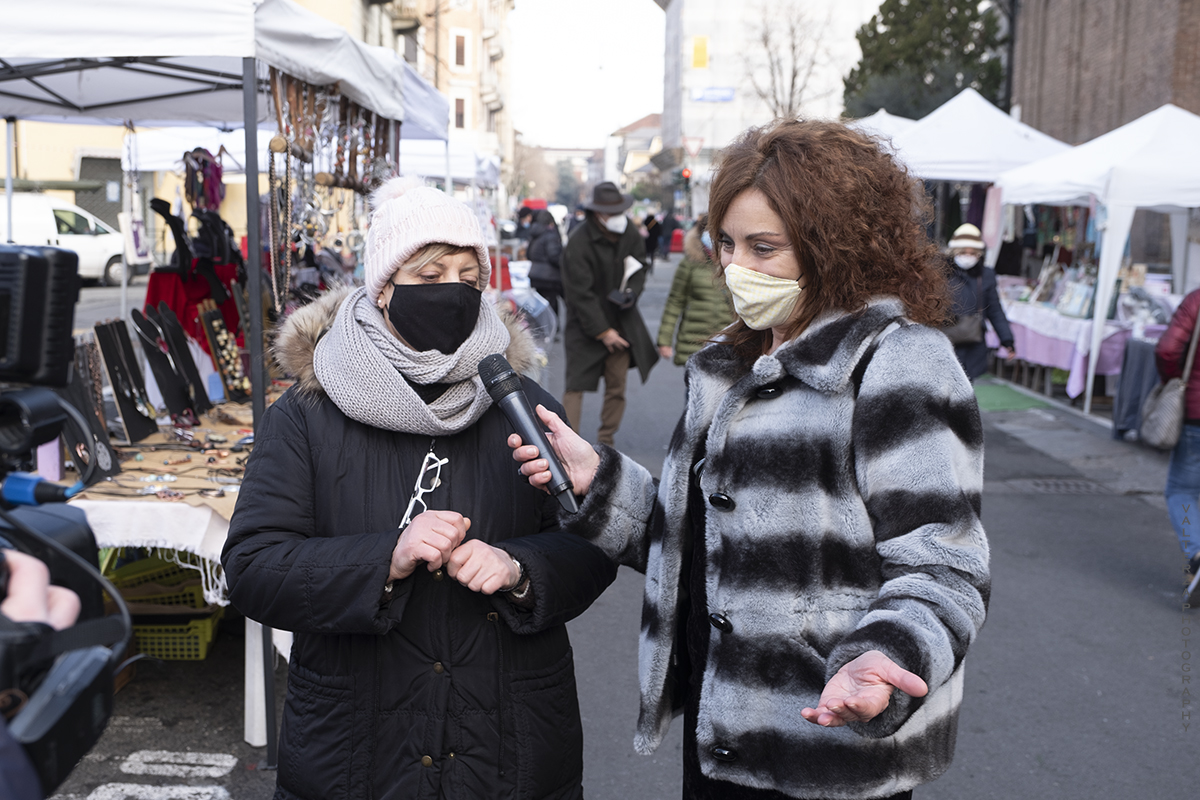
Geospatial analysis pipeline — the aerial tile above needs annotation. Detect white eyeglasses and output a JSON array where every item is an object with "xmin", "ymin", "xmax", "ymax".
[{"xmin": 400, "ymin": 441, "xmax": 448, "ymax": 528}]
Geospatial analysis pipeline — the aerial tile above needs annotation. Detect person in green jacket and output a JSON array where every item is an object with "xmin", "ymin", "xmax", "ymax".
[{"xmin": 656, "ymin": 217, "xmax": 735, "ymax": 366}]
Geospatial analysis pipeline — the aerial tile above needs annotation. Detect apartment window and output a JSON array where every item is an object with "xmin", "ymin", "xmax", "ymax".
[
  {"xmin": 455, "ymin": 98, "xmax": 465, "ymax": 129},
  {"xmin": 450, "ymin": 28, "xmax": 470, "ymax": 72},
  {"xmin": 487, "ymin": 108, "xmax": 497, "ymax": 133}
]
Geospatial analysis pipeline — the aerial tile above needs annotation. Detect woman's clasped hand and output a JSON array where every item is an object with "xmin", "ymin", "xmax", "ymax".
[{"xmin": 388, "ymin": 511, "xmax": 520, "ymax": 594}]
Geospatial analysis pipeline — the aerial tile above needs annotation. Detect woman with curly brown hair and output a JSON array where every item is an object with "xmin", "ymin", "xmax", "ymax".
[{"xmin": 513, "ymin": 120, "xmax": 989, "ymax": 799}]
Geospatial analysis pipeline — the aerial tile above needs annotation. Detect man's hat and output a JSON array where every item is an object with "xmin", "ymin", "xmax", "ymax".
[{"xmin": 583, "ymin": 181, "xmax": 634, "ymax": 214}]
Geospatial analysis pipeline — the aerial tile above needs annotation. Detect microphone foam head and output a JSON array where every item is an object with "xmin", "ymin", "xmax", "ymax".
[{"xmin": 478, "ymin": 354, "xmax": 521, "ymax": 400}]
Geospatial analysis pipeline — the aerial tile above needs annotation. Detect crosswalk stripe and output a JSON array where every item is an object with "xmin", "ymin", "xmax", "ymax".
[{"xmin": 119, "ymin": 752, "xmax": 238, "ymax": 779}]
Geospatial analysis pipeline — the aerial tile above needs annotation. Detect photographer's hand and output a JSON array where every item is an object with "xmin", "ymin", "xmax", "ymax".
[{"xmin": 0, "ymin": 550, "xmax": 81, "ymax": 631}]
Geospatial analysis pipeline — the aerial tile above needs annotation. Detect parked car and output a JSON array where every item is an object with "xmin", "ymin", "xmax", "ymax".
[{"xmin": 4, "ymin": 192, "xmax": 129, "ymax": 285}]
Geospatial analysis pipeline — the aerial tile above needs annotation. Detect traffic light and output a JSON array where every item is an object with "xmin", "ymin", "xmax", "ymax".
[
  {"xmin": 681, "ymin": 168, "xmax": 691, "ymax": 190},
  {"xmin": 681, "ymin": 168, "xmax": 692, "ymax": 179}
]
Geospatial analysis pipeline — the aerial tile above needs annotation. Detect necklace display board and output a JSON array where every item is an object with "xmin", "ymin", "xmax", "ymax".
[
  {"xmin": 152, "ymin": 302, "xmax": 215, "ymax": 417},
  {"xmin": 56, "ymin": 353, "xmax": 121, "ymax": 484},
  {"xmin": 94, "ymin": 320, "xmax": 159, "ymax": 443},
  {"xmin": 132, "ymin": 309, "xmax": 195, "ymax": 421},
  {"xmin": 198, "ymin": 299, "xmax": 251, "ymax": 403}
]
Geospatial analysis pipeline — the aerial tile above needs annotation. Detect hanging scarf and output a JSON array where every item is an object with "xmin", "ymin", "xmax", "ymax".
[{"xmin": 313, "ymin": 287, "xmax": 511, "ymax": 436}]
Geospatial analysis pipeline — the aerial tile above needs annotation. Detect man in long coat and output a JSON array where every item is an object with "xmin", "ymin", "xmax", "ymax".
[{"xmin": 561, "ymin": 182, "xmax": 657, "ymax": 445}]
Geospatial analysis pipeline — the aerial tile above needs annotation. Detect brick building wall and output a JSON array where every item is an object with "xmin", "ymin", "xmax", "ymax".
[{"xmin": 1013, "ymin": 0, "xmax": 1198, "ymax": 144}]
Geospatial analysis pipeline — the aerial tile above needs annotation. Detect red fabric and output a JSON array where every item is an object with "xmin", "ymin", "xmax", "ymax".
[
  {"xmin": 670, "ymin": 228, "xmax": 684, "ymax": 252},
  {"xmin": 144, "ymin": 261, "xmax": 242, "ymax": 359},
  {"xmin": 1156, "ymin": 288, "xmax": 1200, "ymax": 419},
  {"xmin": 521, "ymin": 199, "xmax": 548, "ymax": 210},
  {"xmin": 488, "ymin": 253, "xmax": 512, "ymax": 291}
]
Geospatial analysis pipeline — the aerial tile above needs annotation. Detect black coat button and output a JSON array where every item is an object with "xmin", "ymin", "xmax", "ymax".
[
  {"xmin": 709, "ymin": 613, "xmax": 732, "ymax": 633},
  {"xmin": 756, "ymin": 385, "xmax": 782, "ymax": 399},
  {"xmin": 708, "ymin": 493, "xmax": 734, "ymax": 511},
  {"xmin": 711, "ymin": 746, "xmax": 738, "ymax": 762}
]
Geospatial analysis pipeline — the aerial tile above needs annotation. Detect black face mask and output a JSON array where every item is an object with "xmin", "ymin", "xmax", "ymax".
[{"xmin": 386, "ymin": 282, "xmax": 482, "ymax": 353}]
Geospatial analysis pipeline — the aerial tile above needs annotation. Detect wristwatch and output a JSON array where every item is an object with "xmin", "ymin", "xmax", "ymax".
[{"xmin": 506, "ymin": 556, "xmax": 531, "ymax": 599}]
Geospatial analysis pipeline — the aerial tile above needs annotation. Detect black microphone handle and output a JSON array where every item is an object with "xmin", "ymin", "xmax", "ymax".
[{"xmin": 497, "ymin": 393, "xmax": 580, "ymax": 514}]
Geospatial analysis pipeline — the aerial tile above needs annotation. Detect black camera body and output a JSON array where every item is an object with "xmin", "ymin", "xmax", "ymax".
[{"xmin": 0, "ymin": 243, "xmax": 131, "ymax": 796}]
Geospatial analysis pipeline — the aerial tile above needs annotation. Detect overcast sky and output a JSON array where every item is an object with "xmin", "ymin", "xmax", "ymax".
[
  {"xmin": 507, "ymin": 0, "xmax": 878, "ymax": 150},
  {"xmin": 508, "ymin": 0, "xmax": 666, "ymax": 149}
]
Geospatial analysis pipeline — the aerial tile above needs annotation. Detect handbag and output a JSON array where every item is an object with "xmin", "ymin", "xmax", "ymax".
[
  {"xmin": 1139, "ymin": 310, "xmax": 1200, "ymax": 449},
  {"xmin": 942, "ymin": 275, "xmax": 984, "ymax": 345}
]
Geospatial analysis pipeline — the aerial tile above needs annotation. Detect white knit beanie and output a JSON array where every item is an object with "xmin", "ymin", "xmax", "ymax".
[
  {"xmin": 948, "ymin": 223, "xmax": 985, "ymax": 251},
  {"xmin": 364, "ymin": 177, "xmax": 492, "ymax": 303}
]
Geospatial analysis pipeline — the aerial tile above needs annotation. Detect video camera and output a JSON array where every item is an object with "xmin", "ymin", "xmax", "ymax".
[{"xmin": 0, "ymin": 244, "xmax": 133, "ymax": 796}]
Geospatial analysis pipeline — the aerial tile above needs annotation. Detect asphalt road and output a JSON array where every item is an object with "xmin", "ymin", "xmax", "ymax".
[{"xmin": 48, "ymin": 255, "xmax": 1195, "ymax": 799}]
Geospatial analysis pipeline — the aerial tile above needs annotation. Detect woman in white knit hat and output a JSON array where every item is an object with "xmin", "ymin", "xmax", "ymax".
[
  {"xmin": 943, "ymin": 222, "xmax": 1017, "ymax": 380},
  {"xmin": 222, "ymin": 177, "xmax": 616, "ymax": 800}
]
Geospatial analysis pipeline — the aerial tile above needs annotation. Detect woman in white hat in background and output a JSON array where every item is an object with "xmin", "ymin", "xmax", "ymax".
[
  {"xmin": 943, "ymin": 222, "xmax": 1016, "ymax": 380},
  {"xmin": 222, "ymin": 177, "xmax": 617, "ymax": 800}
]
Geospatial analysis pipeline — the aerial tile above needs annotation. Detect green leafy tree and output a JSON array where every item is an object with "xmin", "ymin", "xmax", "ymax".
[
  {"xmin": 554, "ymin": 161, "xmax": 580, "ymax": 207},
  {"xmin": 843, "ymin": 0, "xmax": 1005, "ymax": 119}
]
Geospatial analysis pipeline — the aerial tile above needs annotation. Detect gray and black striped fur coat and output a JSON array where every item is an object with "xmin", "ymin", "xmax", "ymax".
[{"xmin": 558, "ymin": 297, "xmax": 989, "ymax": 799}]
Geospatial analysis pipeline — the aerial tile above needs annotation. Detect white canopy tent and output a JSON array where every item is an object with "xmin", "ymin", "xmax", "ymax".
[
  {"xmin": 997, "ymin": 103, "xmax": 1200, "ymax": 413},
  {"xmin": 890, "ymin": 88, "xmax": 1070, "ymax": 182},
  {"xmin": 846, "ymin": 108, "xmax": 917, "ymax": 142},
  {"xmin": 1, "ymin": 0, "xmax": 449, "ymax": 762},
  {"xmin": 400, "ymin": 139, "xmax": 500, "ymax": 187}
]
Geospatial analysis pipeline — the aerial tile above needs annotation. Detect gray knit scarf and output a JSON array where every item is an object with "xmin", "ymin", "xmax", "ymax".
[{"xmin": 312, "ymin": 286, "xmax": 511, "ymax": 435}]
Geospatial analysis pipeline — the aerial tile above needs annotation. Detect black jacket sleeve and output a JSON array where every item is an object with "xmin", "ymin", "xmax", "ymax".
[
  {"xmin": 487, "ymin": 380, "xmax": 618, "ymax": 632},
  {"xmin": 221, "ymin": 395, "xmax": 407, "ymax": 635},
  {"xmin": 982, "ymin": 269, "xmax": 1014, "ymax": 347}
]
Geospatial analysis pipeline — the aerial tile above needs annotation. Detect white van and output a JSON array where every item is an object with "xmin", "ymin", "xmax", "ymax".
[{"xmin": 3, "ymin": 193, "xmax": 127, "ymax": 285}]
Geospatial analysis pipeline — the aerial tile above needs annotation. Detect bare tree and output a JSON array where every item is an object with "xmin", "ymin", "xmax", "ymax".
[
  {"xmin": 744, "ymin": 1, "xmax": 832, "ymax": 120},
  {"xmin": 505, "ymin": 135, "xmax": 559, "ymax": 205}
]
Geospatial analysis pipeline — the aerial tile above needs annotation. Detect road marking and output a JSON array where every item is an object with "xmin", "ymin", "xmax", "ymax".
[
  {"xmin": 119, "ymin": 751, "xmax": 238, "ymax": 778},
  {"xmin": 87, "ymin": 786, "xmax": 231, "ymax": 800}
]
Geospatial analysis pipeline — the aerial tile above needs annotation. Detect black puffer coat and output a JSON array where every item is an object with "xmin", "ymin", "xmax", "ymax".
[
  {"xmin": 222, "ymin": 291, "xmax": 617, "ymax": 800},
  {"xmin": 946, "ymin": 261, "xmax": 1014, "ymax": 379}
]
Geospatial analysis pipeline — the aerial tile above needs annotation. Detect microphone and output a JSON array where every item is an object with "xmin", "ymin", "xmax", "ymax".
[{"xmin": 478, "ymin": 354, "xmax": 579, "ymax": 513}]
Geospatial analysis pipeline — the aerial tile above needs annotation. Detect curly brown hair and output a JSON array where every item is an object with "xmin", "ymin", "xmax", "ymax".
[{"xmin": 707, "ymin": 119, "xmax": 950, "ymax": 359}]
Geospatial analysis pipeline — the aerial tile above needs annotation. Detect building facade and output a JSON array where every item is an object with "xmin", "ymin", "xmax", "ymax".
[{"xmin": 1012, "ymin": 0, "xmax": 1200, "ymax": 144}]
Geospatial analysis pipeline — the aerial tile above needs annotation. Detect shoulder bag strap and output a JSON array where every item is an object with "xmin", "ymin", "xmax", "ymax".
[{"xmin": 1181, "ymin": 304, "xmax": 1200, "ymax": 382}]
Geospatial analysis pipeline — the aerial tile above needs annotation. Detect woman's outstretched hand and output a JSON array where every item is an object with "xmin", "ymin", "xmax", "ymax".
[
  {"xmin": 800, "ymin": 650, "xmax": 929, "ymax": 727},
  {"xmin": 509, "ymin": 405, "xmax": 600, "ymax": 497}
]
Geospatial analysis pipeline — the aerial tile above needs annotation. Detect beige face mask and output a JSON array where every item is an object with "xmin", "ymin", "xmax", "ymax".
[{"xmin": 723, "ymin": 263, "xmax": 802, "ymax": 330}]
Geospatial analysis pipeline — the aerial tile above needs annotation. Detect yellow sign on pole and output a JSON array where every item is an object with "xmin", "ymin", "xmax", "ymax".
[{"xmin": 691, "ymin": 36, "xmax": 709, "ymax": 69}]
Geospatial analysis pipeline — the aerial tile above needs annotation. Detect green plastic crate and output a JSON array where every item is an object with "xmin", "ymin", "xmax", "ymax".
[
  {"xmin": 106, "ymin": 555, "xmax": 199, "ymax": 590},
  {"xmin": 133, "ymin": 608, "xmax": 223, "ymax": 661}
]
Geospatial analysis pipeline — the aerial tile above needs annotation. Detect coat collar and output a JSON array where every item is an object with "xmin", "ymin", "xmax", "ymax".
[{"xmin": 691, "ymin": 297, "xmax": 907, "ymax": 394}]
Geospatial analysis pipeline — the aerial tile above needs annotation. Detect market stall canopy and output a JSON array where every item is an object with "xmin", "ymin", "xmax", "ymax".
[
  {"xmin": 0, "ymin": 0, "xmax": 439, "ymax": 133},
  {"xmin": 398, "ymin": 61, "xmax": 449, "ymax": 142},
  {"xmin": 399, "ymin": 139, "xmax": 499, "ymax": 187},
  {"xmin": 998, "ymin": 104, "xmax": 1200, "ymax": 209},
  {"xmin": 996, "ymin": 103, "xmax": 1200, "ymax": 414},
  {"xmin": 890, "ymin": 88, "xmax": 1069, "ymax": 182},
  {"xmin": 121, "ymin": 127, "xmax": 275, "ymax": 174},
  {"xmin": 846, "ymin": 108, "xmax": 917, "ymax": 141}
]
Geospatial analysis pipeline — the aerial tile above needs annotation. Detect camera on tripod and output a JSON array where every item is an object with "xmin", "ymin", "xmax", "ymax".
[{"xmin": 0, "ymin": 243, "xmax": 133, "ymax": 797}]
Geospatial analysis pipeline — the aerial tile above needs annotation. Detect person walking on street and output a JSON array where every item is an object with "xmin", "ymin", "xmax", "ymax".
[
  {"xmin": 644, "ymin": 213, "xmax": 662, "ymax": 269},
  {"xmin": 659, "ymin": 211, "xmax": 681, "ymax": 259},
  {"xmin": 1155, "ymin": 287, "xmax": 1200, "ymax": 599},
  {"xmin": 656, "ymin": 215, "xmax": 734, "ymax": 366},
  {"xmin": 527, "ymin": 209, "xmax": 565, "ymax": 325},
  {"xmin": 222, "ymin": 177, "xmax": 617, "ymax": 800},
  {"xmin": 943, "ymin": 223, "xmax": 1016, "ymax": 379},
  {"xmin": 567, "ymin": 204, "xmax": 586, "ymax": 235},
  {"xmin": 561, "ymin": 181, "xmax": 658, "ymax": 445},
  {"xmin": 514, "ymin": 120, "xmax": 989, "ymax": 800}
]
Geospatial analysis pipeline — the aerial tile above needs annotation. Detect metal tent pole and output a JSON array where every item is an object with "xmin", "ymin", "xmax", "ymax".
[
  {"xmin": 243, "ymin": 55, "xmax": 278, "ymax": 771},
  {"xmin": 5, "ymin": 117, "xmax": 15, "ymax": 243}
]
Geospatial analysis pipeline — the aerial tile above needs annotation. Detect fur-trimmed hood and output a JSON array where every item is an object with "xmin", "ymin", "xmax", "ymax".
[
  {"xmin": 272, "ymin": 286, "xmax": 540, "ymax": 395},
  {"xmin": 682, "ymin": 224, "xmax": 708, "ymax": 264}
]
